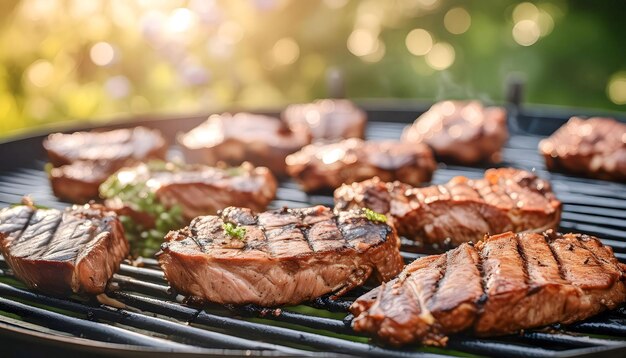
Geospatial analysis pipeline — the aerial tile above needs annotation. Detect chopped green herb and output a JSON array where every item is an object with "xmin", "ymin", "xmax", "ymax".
[
  {"xmin": 99, "ymin": 166, "xmax": 185, "ymax": 257},
  {"xmin": 44, "ymin": 163, "xmax": 53, "ymax": 175},
  {"xmin": 362, "ymin": 208, "xmax": 387, "ymax": 223},
  {"xmin": 224, "ymin": 165, "xmax": 245, "ymax": 177},
  {"xmin": 222, "ymin": 222, "xmax": 246, "ymax": 240}
]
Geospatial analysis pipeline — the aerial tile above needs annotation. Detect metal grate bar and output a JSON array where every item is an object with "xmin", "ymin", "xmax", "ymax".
[{"xmin": 0, "ymin": 282, "xmax": 308, "ymax": 355}]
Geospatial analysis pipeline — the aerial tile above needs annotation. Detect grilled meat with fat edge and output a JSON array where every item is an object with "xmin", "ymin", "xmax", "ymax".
[
  {"xmin": 335, "ymin": 168, "xmax": 561, "ymax": 249},
  {"xmin": 44, "ymin": 127, "xmax": 167, "ymax": 203},
  {"xmin": 0, "ymin": 199, "xmax": 129, "ymax": 295},
  {"xmin": 539, "ymin": 117, "xmax": 626, "ymax": 182},
  {"xmin": 282, "ymin": 99, "xmax": 367, "ymax": 142},
  {"xmin": 157, "ymin": 206, "xmax": 403, "ymax": 306},
  {"xmin": 100, "ymin": 161, "xmax": 277, "ymax": 257},
  {"xmin": 351, "ymin": 231, "xmax": 626, "ymax": 346},
  {"xmin": 286, "ymin": 139, "xmax": 436, "ymax": 192},
  {"xmin": 178, "ymin": 112, "xmax": 310, "ymax": 176},
  {"xmin": 402, "ymin": 100, "xmax": 508, "ymax": 165}
]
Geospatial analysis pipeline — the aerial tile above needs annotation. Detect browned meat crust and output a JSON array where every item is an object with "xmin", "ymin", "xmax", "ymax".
[
  {"xmin": 0, "ymin": 202, "xmax": 129, "ymax": 295},
  {"xmin": 49, "ymin": 160, "xmax": 125, "ymax": 204},
  {"xmin": 402, "ymin": 101, "xmax": 508, "ymax": 165},
  {"xmin": 105, "ymin": 162, "xmax": 277, "ymax": 222},
  {"xmin": 44, "ymin": 126, "xmax": 167, "ymax": 167},
  {"xmin": 350, "ymin": 231, "xmax": 626, "ymax": 346},
  {"xmin": 178, "ymin": 113, "xmax": 310, "ymax": 176},
  {"xmin": 539, "ymin": 117, "xmax": 626, "ymax": 182},
  {"xmin": 44, "ymin": 127, "xmax": 167, "ymax": 203},
  {"xmin": 334, "ymin": 168, "xmax": 561, "ymax": 249},
  {"xmin": 282, "ymin": 99, "xmax": 367, "ymax": 142},
  {"xmin": 286, "ymin": 139, "xmax": 436, "ymax": 192},
  {"xmin": 157, "ymin": 206, "xmax": 403, "ymax": 306}
]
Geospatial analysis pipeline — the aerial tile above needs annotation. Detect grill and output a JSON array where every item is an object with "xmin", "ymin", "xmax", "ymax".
[{"xmin": 0, "ymin": 101, "xmax": 625, "ymax": 357}]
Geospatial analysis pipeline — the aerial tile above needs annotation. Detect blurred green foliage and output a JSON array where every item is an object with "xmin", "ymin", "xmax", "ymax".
[{"xmin": 0, "ymin": 0, "xmax": 624, "ymax": 138}]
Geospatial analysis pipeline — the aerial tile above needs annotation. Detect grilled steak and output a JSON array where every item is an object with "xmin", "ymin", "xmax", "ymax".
[
  {"xmin": 0, "ymin": 200, "xmax": 129, "ymax": 295},
  {"xmin": 102, "ymin": 162, "xmax": 278, "ymax": 223},
  {"xmin": 351, "ymin": 231, "xmax": 626, "ymax": 346},
  {"xmin": 334, "ymin": 168, "xmax": 561, "ymax": 249},
  {"xmin": 286, "ymin": 139, "xmax": 436, "ymax": 192},
  {"xmin": 402, "ymin": 101, "xmax": 508, "ymax": 165},
  {"xmin": 282, "ymin": 99, "xmax": 367, "ymax": 142},
  {"xmin": 157, "ymin": 206, "xmax": 403, "ymax": 306},
  {"xmin": 539, "ymin": 117, "xmax": 626, "ymax": 182},
  {"xmin": 49, "ymin": 160, "xmax": 124, "ymax": 204},
  {"xmin": 44, "ymin": 126, "xmax": 167, "ymax": 167},
  {"xmin": 44, "ymin": 127, "xmax": 167, "ymax": 203},
  {"xmin": 178, "ymin": 113, "xmax": 310, "ymax": 176}
]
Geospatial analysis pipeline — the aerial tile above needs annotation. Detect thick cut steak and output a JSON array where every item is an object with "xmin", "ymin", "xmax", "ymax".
[
  {"xmin": 402, "ymin": 101, "xmax": 508, "ymax": 165},
  {"xmin": 44, "ymin": 126, "xmax": 167, "ymax": 203},
  {"xmin": 334, "ymin": 168, "xmax": 561, "ymax": 249},
  {"xmin": 351, "ymin": 231, "xmax": 626, "ymax": 346},
  {"xmin": 0, "ymin": 202, "xmax": 129, "ymax": 295},
  {"xmin": 286, "ymin": 139, "xmax": 436, "ymax": 192},
  {"xmin": 178, "ymin": 113, "xmax": 310, "ymax": 176},
  {"xmin": 103, "ymin": 162, "xmax": 277, "ymax": 222},
  {"xmin": 539, "ymin": 117, "xmax": 626, "ymax": 182},
  {"xmin": 157, "ymin": 206, "xmax": 403, "ymax": 306},
  {"xmin": 282, "ymin": 99, "xmax": 366, "ymax": 142}
]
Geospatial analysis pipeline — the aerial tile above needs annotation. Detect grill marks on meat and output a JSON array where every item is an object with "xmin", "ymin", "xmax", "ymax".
[
  {"xmin": 350, "ymin": 231, "xmax": 626, "ymax": 346},
  {"xmin": 157, "ymin": 206, "xmax": 403, "ymax": 306},
  {"xmin": 282, "ymin": 99, "xmax": 367, "ymax": 142},
  {"xmin": 44, "ymin": 127, "xmax": 167, "ymax": 203},
  {"xmin": 402, "ymin": 101, "xmax": 508, "ymax": 165},
  {"xmin": 334, "ymin": 168, "xmax": 561, "ymax": 249},
  {"xmin": 105, "ymin": 162, "xmax": 277, "ymax": 222},
  {"xmin": 178, "ymin": 113, "xmax": 310, "ymax": 176},
  {"xmin": 286, "ymin": 139, "xmax": 436, "ymax": 192},
  {"xmin": 539, "ymin": 117, "xmax": 626, "ymax": 182},
  {"xmin": 0, "ymin": 203, "xmax": 129, "ymax": 295}
]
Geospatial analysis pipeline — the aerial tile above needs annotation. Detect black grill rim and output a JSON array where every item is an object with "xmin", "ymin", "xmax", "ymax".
[{"xmin": 0, "ymin": 101, "xmax": 625, "ymax": 357}]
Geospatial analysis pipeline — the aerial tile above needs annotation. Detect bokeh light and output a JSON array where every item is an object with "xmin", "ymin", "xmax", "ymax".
[
  {"xmin": 272, "ymin": 37, "xmax": 300, "ymax": 66},
  {"xmin": 444, "ymin": 8, "xmax": 471, "ymax": 35},
  {"xmin": 512, "ymin": 20, "xmax": 541, "ymax": 46},
  {"xmin": 347, "ymin": 29, "xmax": 378, "ymax": 57},
  {"xmin": 90, "ymin": 42, "xmax": 115, "ymax": 66},
  {"xmin": 406, "ymin": 29, "xmax": 433, "ymax": 56},
  {"xmin": 26, "ymin": 60, "xmax": 54, "ymax": 87},
  {"xmin": 425, "ymin": 42, "xmax": 455, "ymax": 70},
  {"xmin": 607, "ymin": 72, "xmax": 626, "ymax": 105}
]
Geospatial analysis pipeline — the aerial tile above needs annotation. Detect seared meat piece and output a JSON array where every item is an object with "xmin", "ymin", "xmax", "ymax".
[
  {"xmin": 102, "ymin": 162, "xmax": 277, "ymax": 222},
  {"xmin": 157, "ymin": 206, "xmax": 403, "ymax": 306},
  {"xmin": 402, "ymin": 101, "xmax": 508, "ymax": 165},
  {"xmin": 334, "ymin": 168, "xmax": 561, "ymax": 249},
  {"xmin": 282, "ymin": 99, "xmax": 366, "ymax": 142},
  {"xmin": 44, "ymin": 126, "xmax": 167, "ymax": 167},
  {"xmin": 0, "ymin": 201, "xmax": 128, "ymax": 295},
  {"xmin": 351, "ymin": 231, "xmax": 626, "ymax": 346},
  {"xmin": 44, "ymin": 127, "xmax": 167, "ymax": 203},
  {"xmin": 178, "ymin": 113, "xmax": 310, "ymax": 176},
  {"xmin": 49, "ymin": 160, "xmax": 123, "ymax": 204},
  {"xmin": 539, "ymin": 117, "xmax": 626, "ymax": 181},
  {"xmin": 286, "ymin": 139, "xmax": 436, "ymax": 192}
]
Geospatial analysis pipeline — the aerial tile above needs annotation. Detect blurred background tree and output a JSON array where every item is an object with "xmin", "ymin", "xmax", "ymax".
[{"xmin": 0, "ymin": 0, "xmax": 624, "ymax": 138}]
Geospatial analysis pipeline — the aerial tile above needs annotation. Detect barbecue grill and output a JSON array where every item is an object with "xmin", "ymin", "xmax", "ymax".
[{"xmin": 1, "ymin": 98, "xmax": 625, "ymax": 357}]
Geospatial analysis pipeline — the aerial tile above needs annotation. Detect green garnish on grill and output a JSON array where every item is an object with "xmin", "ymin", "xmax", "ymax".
[
  {"xmin": 99, "ymin": 160, "xmax": 185, "ymax": 257},
  {"xmin": 222, "ymin": 222, "xmax": 246, "ymax": 240},
  {"xmin": 362, "ymin": 208, "xmax": 387, "ymax": 223}
]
